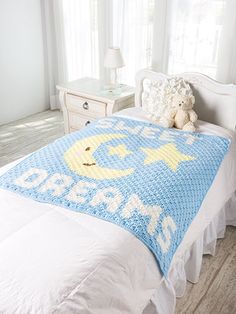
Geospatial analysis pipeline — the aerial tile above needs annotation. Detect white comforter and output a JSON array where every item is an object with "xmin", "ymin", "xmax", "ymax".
[{"xmin": 0, "ymin": 108, "xmax": 235, "ymax": 314}]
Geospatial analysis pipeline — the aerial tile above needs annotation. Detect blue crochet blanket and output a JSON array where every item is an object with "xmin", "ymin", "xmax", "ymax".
[{"xmin": 0, "ymin": 117, "xmax": 230, "ymax": 276}]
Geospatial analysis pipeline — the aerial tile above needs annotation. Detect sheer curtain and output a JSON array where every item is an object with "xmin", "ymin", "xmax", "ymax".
[
  {"xmin": 167, "ymin": 0, "xmax": 226, "ymax": 78},
  {"xmin": 43, "ymin": 0, "xmax": 155, "ymax": 88},
  {"xmin": 62, "ymin": 0, "xmax": 100, "ymax": 81},
  {"xmin": 167, "ymin": 0, "xmax": 236, "ymax": 83},
  {"xmin": 60, "ymin": 0, "xmax": 155, "ymax": 85},
  {"xmin": 41, "ymin": 0, "xmax": 67, "ymax": 109},
  {"xmin": 43, "ymin": 0, "xmax": 236, "ymax": 108},
  {"xmin": 216, "ymin": 0, "xmax": 236, "ymax": 83},
  {"xmin": 112, "ymin": 0, "xmax": 155, "ymax": 85}
]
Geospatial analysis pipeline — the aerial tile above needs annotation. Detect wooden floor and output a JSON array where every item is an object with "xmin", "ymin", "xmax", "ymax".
[
  {"xmin": 0, "ymin": 110, "xmax": 235, "ymax": 314},
  {"xmin": 0, "ymin": 110, "xmax": 64, "ymax": 167}
]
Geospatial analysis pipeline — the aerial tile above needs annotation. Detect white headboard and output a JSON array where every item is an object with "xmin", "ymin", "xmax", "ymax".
[{"xmin": 135, "ymin": 69, "xmax": 236, "ymax": 131}]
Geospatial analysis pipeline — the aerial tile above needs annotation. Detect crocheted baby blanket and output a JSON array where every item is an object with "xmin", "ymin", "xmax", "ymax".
[{"xmin": 0, "ymin": 117, "xmax": 230, "ymax": 276}]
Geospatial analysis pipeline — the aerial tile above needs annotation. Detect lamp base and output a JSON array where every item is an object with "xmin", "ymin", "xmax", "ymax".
[{"xmin": 102, "ymin": 68, "xmax": 123, "ymax": 95}]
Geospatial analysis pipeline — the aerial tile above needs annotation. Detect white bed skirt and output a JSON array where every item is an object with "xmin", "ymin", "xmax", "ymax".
[{"xmin": 144, "ymin": 191, "xmax": 236, "ymax": 314}]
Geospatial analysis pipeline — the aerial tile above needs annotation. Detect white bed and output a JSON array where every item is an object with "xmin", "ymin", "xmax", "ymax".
[{"xmin": 0, "ymin": 70, "xmax": 236, "ymax": 313}]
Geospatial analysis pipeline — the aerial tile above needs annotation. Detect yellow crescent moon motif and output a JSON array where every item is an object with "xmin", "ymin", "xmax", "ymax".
[{"xmin": 64, "ymin": 133, "xmax": 134, "ymax": 180}]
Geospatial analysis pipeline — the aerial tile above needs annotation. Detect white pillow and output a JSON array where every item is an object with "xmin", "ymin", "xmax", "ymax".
[{"xmin": 141, "ymin": 76, "xmax": 194, "ymax": 121}]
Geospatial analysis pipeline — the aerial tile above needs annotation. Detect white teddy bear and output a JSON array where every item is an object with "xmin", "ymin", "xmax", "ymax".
[
  {"xmin": 157, "ymin": 93, "xmax": 198, "ymax": 131},
  {"xmin": 172, "ymin": 94, "xmax": 198, "ymax": 132}
]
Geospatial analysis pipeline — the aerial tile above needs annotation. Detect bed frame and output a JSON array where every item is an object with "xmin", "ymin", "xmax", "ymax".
[{"xmin": 135, "ymin": 69, "xmax": 236, "ymax": 131}]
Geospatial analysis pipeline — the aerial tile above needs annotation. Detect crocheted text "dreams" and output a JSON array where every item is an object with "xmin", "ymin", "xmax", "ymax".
[{"xmin": 14, "ymin": 167, "xmax": 177, "ymax": 254}]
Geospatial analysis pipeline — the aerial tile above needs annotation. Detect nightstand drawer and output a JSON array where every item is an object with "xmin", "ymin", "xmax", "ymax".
[
  {"xmin": 68, "ymin": 112, "xmax": 95, "ymax": 130},
  {"xmin": 66, "ymin": 94, "xmax": 106, "ymax": 118}
]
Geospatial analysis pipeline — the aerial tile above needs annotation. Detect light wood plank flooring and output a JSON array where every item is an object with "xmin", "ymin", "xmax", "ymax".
[
  {"xmin": 0, "ymin": 110, "xmax": 235, "ymax": 314},
  {"xmin": 0, "ymin": 110, "xmax": 64, "ymax": 167}
]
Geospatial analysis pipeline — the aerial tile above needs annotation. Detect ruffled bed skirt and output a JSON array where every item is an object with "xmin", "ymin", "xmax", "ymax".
[{"xmin": 144, "ymin": 191, "xmax": 236, "ymax": 314}]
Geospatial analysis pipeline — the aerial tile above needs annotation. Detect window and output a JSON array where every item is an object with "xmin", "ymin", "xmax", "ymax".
[
  {"xmin": 168, "ymin": 0, "xmax": 226, "ymax": 78},
  {"xmin": 57, "ymin": 0, "xmax": 235, "ymax": 84}
]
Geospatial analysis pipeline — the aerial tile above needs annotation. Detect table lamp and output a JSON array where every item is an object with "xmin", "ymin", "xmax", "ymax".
[{"xmin": 104, "ymin": 47, "xmax": 125, "ymax": 92}]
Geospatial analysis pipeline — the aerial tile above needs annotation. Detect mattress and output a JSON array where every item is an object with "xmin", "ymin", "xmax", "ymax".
[{"xmin": 0, "ymin": 108, "xmax": 235, "ymax": 314}]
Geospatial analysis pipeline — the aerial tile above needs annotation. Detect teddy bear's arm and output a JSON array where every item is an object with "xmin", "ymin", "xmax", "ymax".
[
  {"xmin": 189, "ymin": 110, "xmax": 198, "ymax": 122},
  {"xmin": 170, "ymin": 107, "xmax": 177, "ymax": 119}
]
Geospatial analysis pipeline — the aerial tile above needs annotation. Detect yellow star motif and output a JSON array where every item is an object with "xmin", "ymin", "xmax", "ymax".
[
  {"xmin": 108, "ymin": 144, "xmax": 132, "ymax": 159},
  {"xmin": 141, "ymin": 143, "xmax": 195, "ymax": 172}
]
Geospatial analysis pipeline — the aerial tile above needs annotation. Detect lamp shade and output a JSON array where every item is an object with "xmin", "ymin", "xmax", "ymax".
[{"xmin": 104, "ymin": 47, "xmax": 125, "ymax": 69}]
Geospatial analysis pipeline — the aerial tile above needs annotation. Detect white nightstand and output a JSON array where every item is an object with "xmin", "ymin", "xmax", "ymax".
[{"xmin": 57, "ymin": 77, "xmax": 135, "ymax": 134}]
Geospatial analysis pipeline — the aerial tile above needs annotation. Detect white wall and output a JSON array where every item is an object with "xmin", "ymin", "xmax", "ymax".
[{"xmin": 0, "ymin": 0, "xmax": 49, "ymax": 125}]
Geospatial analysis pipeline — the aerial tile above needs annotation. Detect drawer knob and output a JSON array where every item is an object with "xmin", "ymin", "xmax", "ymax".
[
  {"xmin": 85, "ymin": 120, "xmax": 90, "ymax": 126},
  {"xmin": 83, "ymin": 102, "xmax": 89, "ymax": 110}
]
